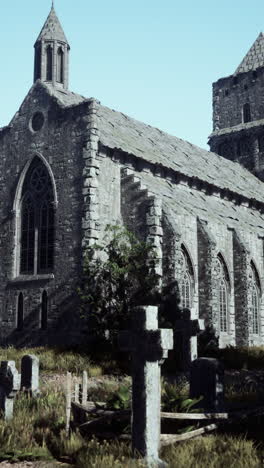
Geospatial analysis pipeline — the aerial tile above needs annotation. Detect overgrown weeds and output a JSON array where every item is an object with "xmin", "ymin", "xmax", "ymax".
[{"xmin": 0, "ymin": 347, "xmax": 101, "ymax": 375}]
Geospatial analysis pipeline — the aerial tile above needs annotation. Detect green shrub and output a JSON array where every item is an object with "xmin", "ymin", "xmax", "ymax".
[{"xmin": 206, "ymin": 345, "xmax": 264, "ymax": 370}]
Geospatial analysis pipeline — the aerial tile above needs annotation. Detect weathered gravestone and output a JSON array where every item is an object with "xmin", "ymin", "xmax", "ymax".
[
  {"xmin": 21, "ymin": 355, "xmax": 40, "ymax": 396},
  {"xmin": 190, "ymin": 357, "xmax": 225, "ymax": 411},
  {"xmin": 0, "ymin": 361, "xmax": 21, "ymax": 420},
  {"xmin": 120, "ymin": 305, "xmax": 173, "ymax": 467},
  {"xmin": 174, "ymin": 309, "xmax": 205, "ymax": 370}
]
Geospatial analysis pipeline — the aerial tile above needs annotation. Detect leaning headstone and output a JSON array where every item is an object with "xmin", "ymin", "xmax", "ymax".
[
  {"xmin": 174, "ymin": 309, "xmax": 205, "ymax": 370},
  {"xmin": 120, "ymin": 305, "xmax": 173, "ymax": 467},
  {"xmin": 0, "ymin": 361, "xmax": 21, "ymax": 421},
  {"xmin": 21, "ymin": 355, "xmax": 40, "ymax": 396},
  {"xmin": 190, "ymin": 357, "xmax": 225, "ymax": 411}
]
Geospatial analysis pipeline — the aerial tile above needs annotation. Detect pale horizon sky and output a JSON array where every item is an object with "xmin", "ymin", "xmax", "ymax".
[{"xmin": 1, "ymin": 1, "xmax": 264, "ymax": 149}]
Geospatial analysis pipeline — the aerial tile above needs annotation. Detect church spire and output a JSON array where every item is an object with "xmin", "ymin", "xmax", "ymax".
[{"xmin": 34, "ymin": 5, "xmax": 70, "ymax": 90}]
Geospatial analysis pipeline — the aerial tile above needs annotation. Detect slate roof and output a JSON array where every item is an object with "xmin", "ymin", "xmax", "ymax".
[
  {"xmin": 40, "ymin": 82, "xmax": 264, "ymax": 206},
  {"xmin": 96, "ymin": 104, "xmax": 264, "ymax": 204},
  {"xmin": 35, "ymin": 6, "xmax": 69, "ymax": 44},
  {"xmin": 235, "ymin": 32, "xmax": 264, "ymax": 74},
  {"xmin": 139, "ymin": 171, "xmax": 264, "ymax": 234}
]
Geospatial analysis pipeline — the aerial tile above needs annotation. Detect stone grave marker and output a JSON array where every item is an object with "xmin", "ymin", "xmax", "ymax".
[
  {"xmin": 120, "ymin": 305, "xmax": 173, "ymax": 467},
  {"xmin": 21, "ymin": 354, "xmax": 40, "ymax": 396},
  {"xmin": 190, "ymin": 357, "xmax": 225, "ymax": 411},
  {"xmin": 174, "ymin": 309, "xmax": 205, "ymax": 370},
  {"xmin": 0, "ymin": 361, "xmax": 21, "ymax": 421}
]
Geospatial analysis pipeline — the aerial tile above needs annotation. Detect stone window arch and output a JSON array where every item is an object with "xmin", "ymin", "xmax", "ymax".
[
  {"xmin": 41, "ymin": 290, "xmax": 48, "ymax": 330},
  {"xmin": 19, "ymin": 157, "xmax": 55, "ymax": 275},
  {"xmin": 46, "ymin": 45, "xmax": 53, "ymax": 81},
  {"xmin": 179, "ymin": 245, "xmax": 194, "ymax": 309},
  {"xmin": 243, "ymin": 103, "xmax": 251, "ymax": 123},
  {"xmin": 215, "ymin": 254, "xmax": 230, "ymax": 333},
  {"xmin": 57, "ymin": 47, "xmax": 64, "ymax": 83},
  {"xmin": 249, "ymin": 261, "xmax": 261, "ymax": 335},
  {"xmin": 17, "ymin": 292, "xmax": 24, "ymax": 331}
]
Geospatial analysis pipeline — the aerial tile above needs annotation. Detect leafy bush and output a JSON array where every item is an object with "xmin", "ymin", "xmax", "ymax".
[
  {"xmin": 79, "ymin": 225, "xmax": 160, "ymax": 345},
  {"xmin": 105, "ymin": 385, "xmax": 131, "ymax": 410},
  {"xmin": 206, "ymin": 345, "xmax": 264, "ymax": 370}
]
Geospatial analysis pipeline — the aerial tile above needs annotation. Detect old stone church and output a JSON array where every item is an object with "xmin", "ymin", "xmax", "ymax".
[{"xmin": 1, "ymin": 5, "xmax": 264, "ymax": 348}]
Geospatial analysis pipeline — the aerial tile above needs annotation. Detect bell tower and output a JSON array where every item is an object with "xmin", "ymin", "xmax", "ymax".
[
  {"xmin": 34, "ymin": 4, "xmax": 70, "ymax": 90},
  {"xmin": 209, "ymin": 33, "xmax": 264, "ymax": 180}
]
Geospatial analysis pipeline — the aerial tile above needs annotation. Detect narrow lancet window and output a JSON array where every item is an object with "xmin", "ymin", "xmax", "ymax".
[
  {"xmin": 17, "ymin": 293, "xmax": 24, "ymax": 330},
  {"xmin": 243, "ymin": 103, "xmax": 251, "ymax": 123},
  {"xmin": 41, "ymin": 290, "xmax": 48, "ymax": 330},
  {"xmin": 250, "ymin": 262, "xmax": 261, "ymax": 335},
  {"xmin": 179, "ymin": 246, "xmax": 194, "ymax": 309},
  {"xmin": 46, "ymin": 46, "xmax": 53, "ymax": 81},
  {"xmin": 57, "ymin": 48, "xmax": 64, "ymax": 83},
  {"xmin": 215, "ymin": 255, "xmax": 230, "ymax": 333}
]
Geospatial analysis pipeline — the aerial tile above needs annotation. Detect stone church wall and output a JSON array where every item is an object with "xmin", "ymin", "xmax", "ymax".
[{"xmin": 0, "ymin": 86, "xmax": 92, "ymax": 345}]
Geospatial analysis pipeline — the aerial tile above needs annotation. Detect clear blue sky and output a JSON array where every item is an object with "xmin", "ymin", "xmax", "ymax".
[{"xmin": 1, "ymin": 1, "xmax": 264, "ymax": 149}]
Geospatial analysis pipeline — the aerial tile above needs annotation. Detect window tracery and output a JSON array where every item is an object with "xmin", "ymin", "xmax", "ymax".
[
  {"xmin": 20, "ymin": 158, "xmax": 55, "ymax": 275},
  {"xmin": 215, "ymin": 256, "xmax": 230, "ymax": 333},
  {"xmin": 179, "ymin": 247, "xmax": 194, "ymax": 309},
  {"xmin": 249, "ymin": 262, "xmax": 261, "ymax": 335}
]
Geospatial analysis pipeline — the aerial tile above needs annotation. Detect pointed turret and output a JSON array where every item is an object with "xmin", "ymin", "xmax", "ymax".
[
  {"xmin": 34, "ymin": 5, "xmax": 70, "ymax": 90},
  {"xmin": 235, "ymin": 32, "xmax": 264, "ymax": 75}
]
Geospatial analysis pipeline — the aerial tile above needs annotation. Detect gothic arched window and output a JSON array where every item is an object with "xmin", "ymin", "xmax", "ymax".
[
  {"xmin": 20, "ymin": 158, "xmax": 55, "ymax": 275},
  {"xmin": 179, "ymin": 246, "xmax": 194, "ymax": 309},
  {"xmin": 57, "ymin": 48, "xmax": 64, "ymax": 83},
  {"xmin": 46, "ymin": 45, "xmax": 53, "ymax": 81},
  {"xmin": 243, "ymin": 103, "xmax": 251, "ymax": 123},
  {"xmin": 17, "ymin": 293, "xmax": 24, "ymax": 331},
  {"xmin": 249, "ymin": 262, "xmax": 261, "ymax": 335},
  {"xmin": 41, "ymin": 290, "xmax": 48, "ymax": 330},
  {"xmin": 215, "ymin": 255, "xmax": 230, "ymax": 333}
]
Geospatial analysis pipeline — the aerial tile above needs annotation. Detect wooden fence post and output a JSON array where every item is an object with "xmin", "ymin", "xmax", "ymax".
[
  {"xmin": 66, "ymin": 372, "xmax": 72, "ymax": 436},
  {"xmin": 81, "ymin": 371, "xmax": 88, "ymax": 405}
]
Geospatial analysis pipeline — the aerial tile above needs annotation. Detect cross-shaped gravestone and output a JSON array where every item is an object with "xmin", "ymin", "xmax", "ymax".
[
  {"xmin": 0, "ymin": 361, "xmax": 21, "ymax": 421},
  {"xmin": 21, "ymin": 355, "xmax": 40, "ymax": 396},
  {"xmin": 174, "ymin": 309, "xmax": 204, "ymax": 371},
  {"xmin": 120, "ymin": 305, "xmax": 173, "ymax": 467}
]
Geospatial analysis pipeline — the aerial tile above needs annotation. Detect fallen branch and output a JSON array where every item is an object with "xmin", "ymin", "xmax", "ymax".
[{"xmin": 160, "ymin": 423, "xmax": 218, "ymax": 446}]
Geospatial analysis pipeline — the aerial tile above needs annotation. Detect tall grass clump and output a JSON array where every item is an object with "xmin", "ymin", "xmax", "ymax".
[
  {"xmin": 0, "ymin": 347, "xmax": 95, "ymax": 374},
  {"xmin": 161, "ymin": 435, "xmax": 261, "ymax": 468}
]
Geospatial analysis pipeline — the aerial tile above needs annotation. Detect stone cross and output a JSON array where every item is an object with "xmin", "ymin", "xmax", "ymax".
[
  {"xmin": 21, "ymin": 355, "xmax": 40, "ymax": 396},
  {"xmin": 0, "ymin": 361, "xmax": 21, "ymax": 421},
  {"xmin": 190, "ymin": 358, "xmax": 225, "ymax": 411},
  {"xmin": 120, "ymin": 305, "xmax": 173, "ymax": 467},
  {"xmin": 174, "ymin": 309, "xmax": 205, "ymax": 370}
]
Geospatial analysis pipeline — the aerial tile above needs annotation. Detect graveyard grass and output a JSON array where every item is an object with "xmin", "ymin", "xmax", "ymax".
[
  {"xmin": 0, "ymin": 346, "xmax": 264, "ymax": 466},
  {"xmin": 0, "ymin": 387, "xmax": 262, "ymax": 467}
]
